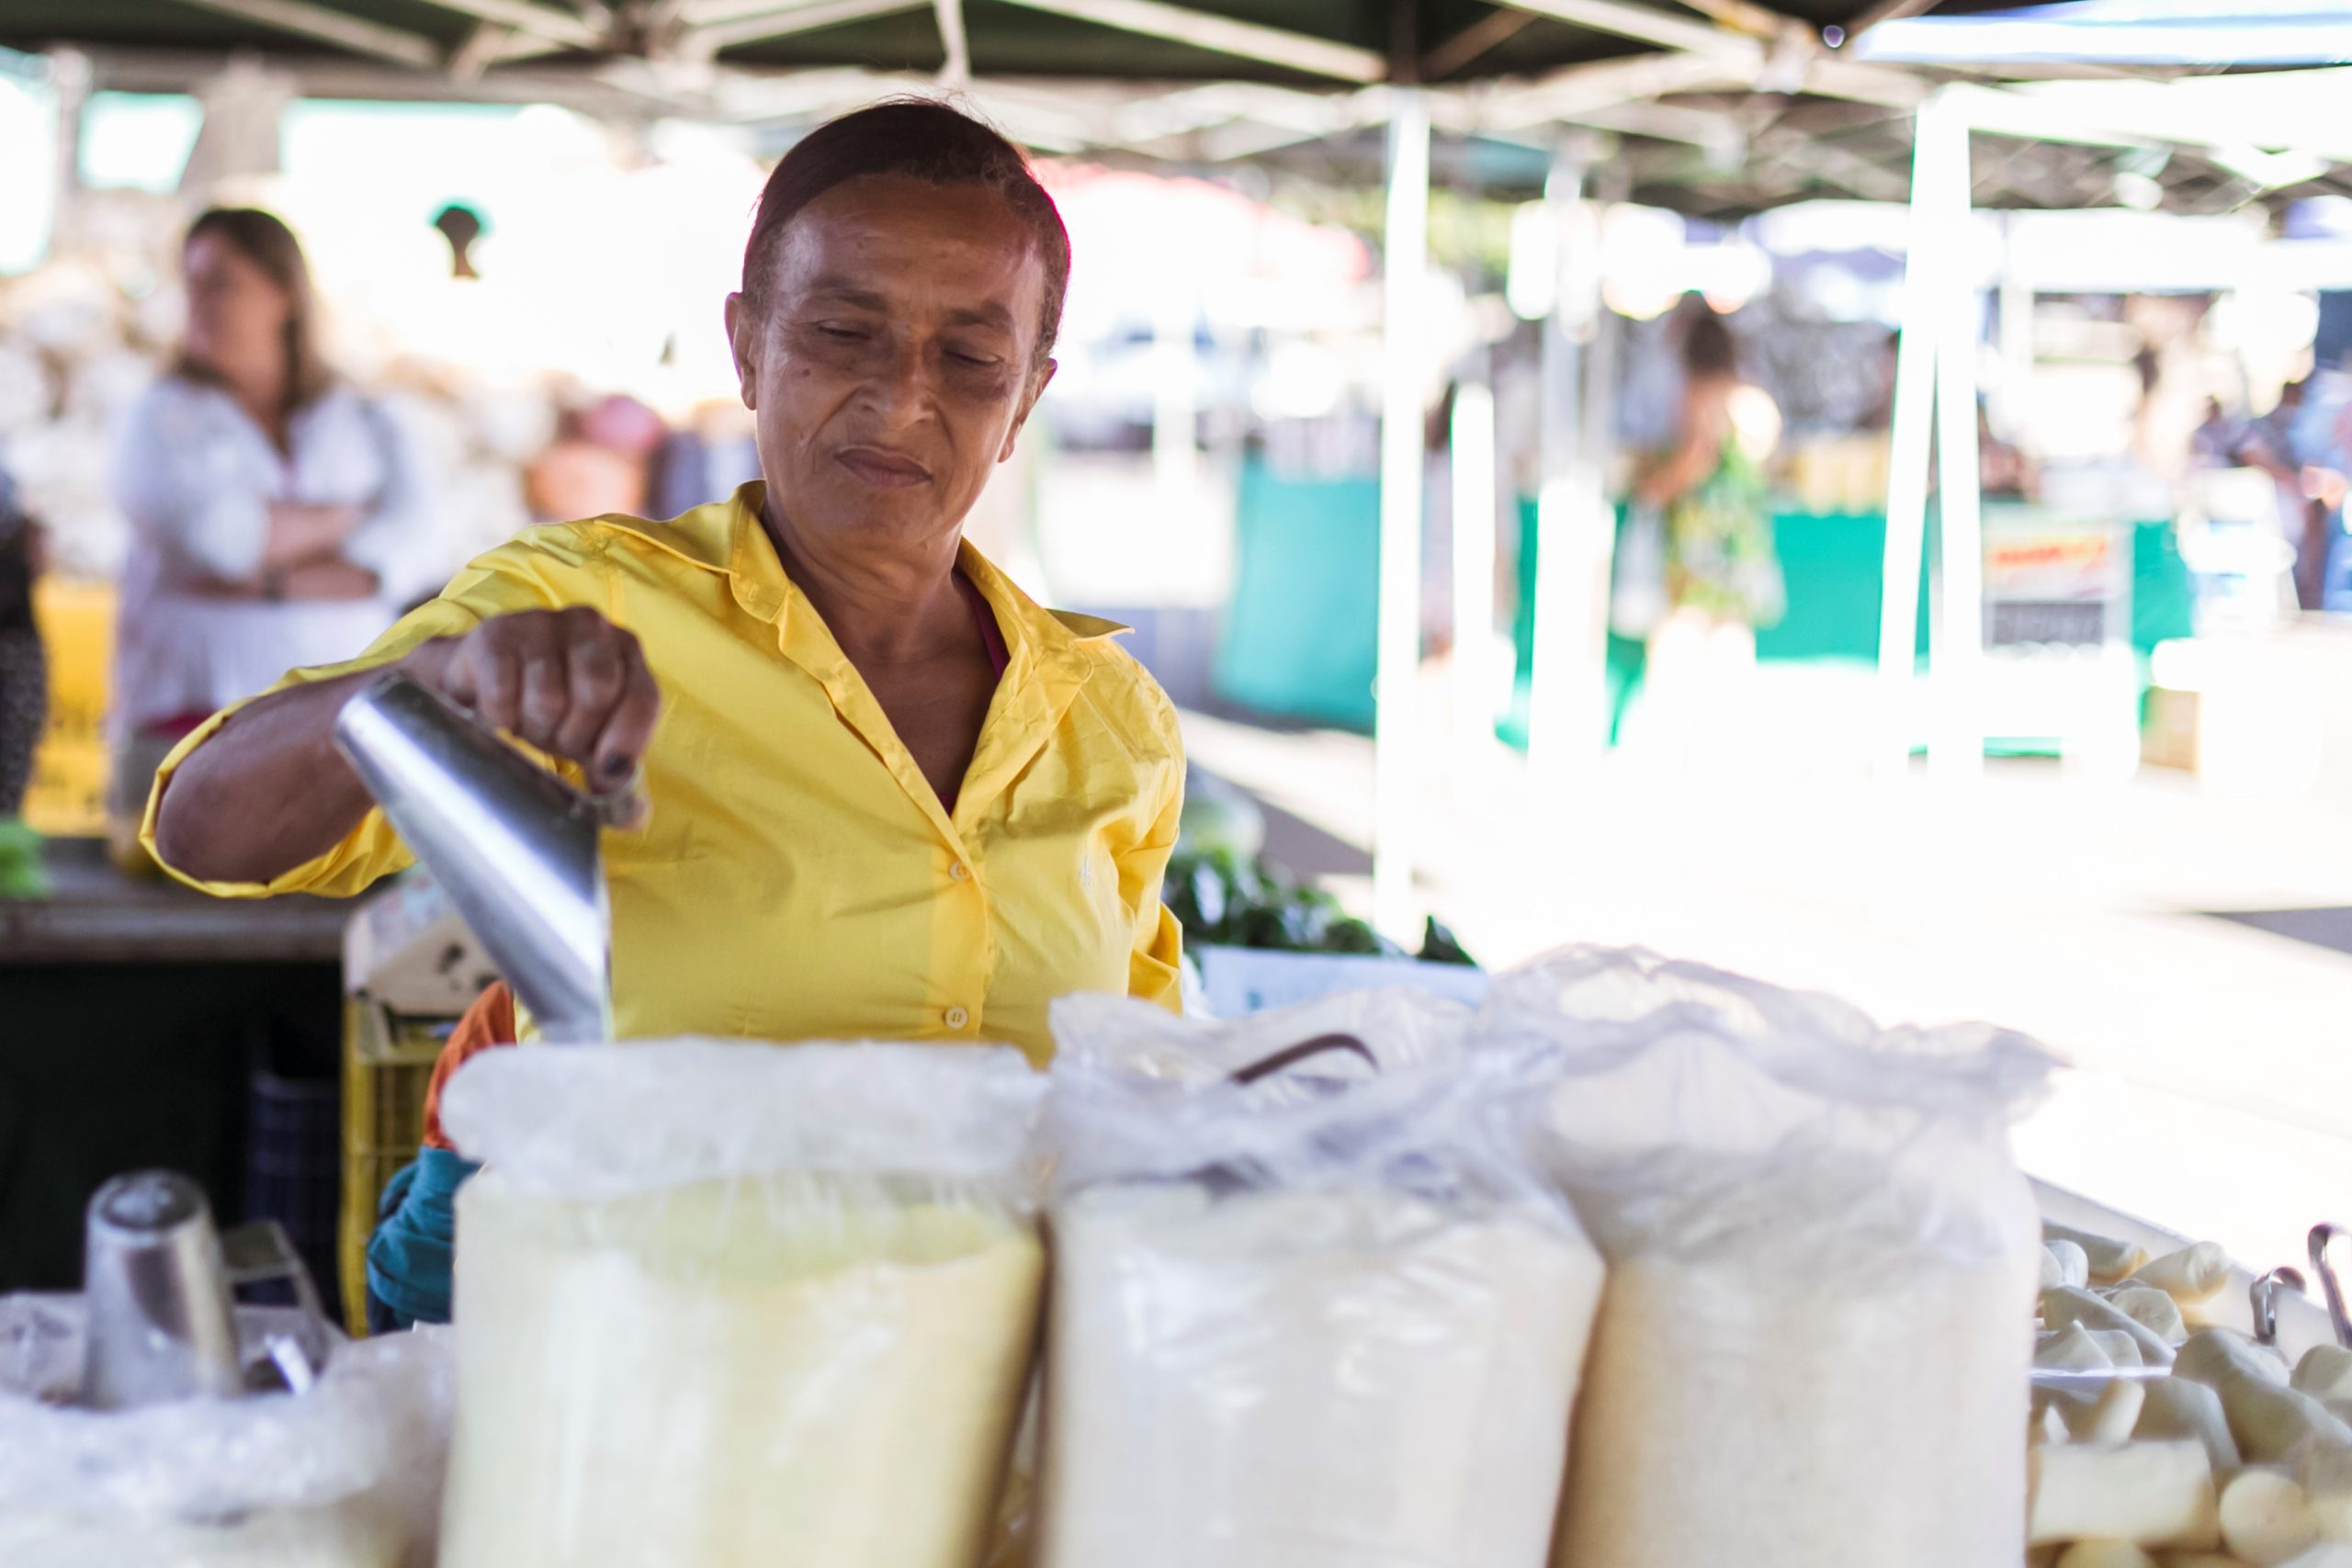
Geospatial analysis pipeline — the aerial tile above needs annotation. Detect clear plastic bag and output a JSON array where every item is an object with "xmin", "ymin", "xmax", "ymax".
[
  {"xmin": 436, "ymin": 1041, "xmax": 1048, "ymax": 1568},
  {"xmin": 0, "ymin": 1296, "xmax": 453, "ymax": 1568},
  {"xmin": 1477, "ymin": 946, "xmax": 2058, "ymax": 1568},
  {"xmin": 1035, "ymin": 990, "xmax": 1606, "ymax": 1568}
]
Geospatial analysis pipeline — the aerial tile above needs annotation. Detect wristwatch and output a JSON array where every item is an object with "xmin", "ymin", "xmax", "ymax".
[{"xmin": 261, "ymin": 567, "xmax": 287, "ymax": 602}]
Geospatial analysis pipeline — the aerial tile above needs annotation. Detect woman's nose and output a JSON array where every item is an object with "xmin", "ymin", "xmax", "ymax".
[{"xmin": 862, "ymin": 343, "xmax": 936, "ymax": 425}]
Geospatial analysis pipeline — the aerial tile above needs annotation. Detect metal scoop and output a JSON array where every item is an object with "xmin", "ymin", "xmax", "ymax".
[{"xmin": 334, "ymin": 671, "xmax": 618, "ymax": 1043}]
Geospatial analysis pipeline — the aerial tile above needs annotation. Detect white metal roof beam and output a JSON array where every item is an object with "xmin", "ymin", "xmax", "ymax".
[
  {"xmin": 162, "ymin": 0, "xmax": 441, "ymax": 66},
  {"xmin": 1487, "ymin": 1, "xmax": 1928, "ymax": 112},
  {"xmin": 989, "ymin": 0, "xmax": 1386, "ymax": 84},
  {"xmin": 1467, "ymin": 49, "xmax": 1742, "ymax": 130},
  {"xmin": 1493, "ymin": 0, "xmax": 1762, "ymax": 64},
  {"xmin": 401, "ymin": 0, "xmax": 604, "ymax": 48},
  {"xmin": 1420, "ymin": 8, "xmax": 1537, "ymax": 80},
  {"xmin": 1107, "ymin": 81, "xmax": 1331, "ymax": 144},
  {"xmin": 1803, "ymin": 55, "xmax": 1930, "ymax": 107},
  {"xmin": 933, "ymin": 0, "xmax": 969, "ymax": 83},
  {"xmin": 1577, "ymin": 96, "xmax": 1746, "ymax": 154},
  {"xmin": 1676, "ymin": 0, "xmax": 1803, "ymax": 41},
  {"xmin": 684, "ymin": 0, "xmax": 927, "ymax": 52},
  {"xmin": 1840, "ymin": 0, "xmax": 1934, "ymax": 40},
  {"xmin": 448, "ymin": 19, "xmax": 518, "ymax": 73}
]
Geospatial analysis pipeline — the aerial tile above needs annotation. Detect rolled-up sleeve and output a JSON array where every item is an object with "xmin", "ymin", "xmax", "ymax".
[{"xmin": 111, "ymin": 383, "xmax": 270, "ymax": 582}]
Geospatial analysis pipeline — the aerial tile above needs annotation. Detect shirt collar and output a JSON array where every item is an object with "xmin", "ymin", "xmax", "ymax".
[{"xmin": 602, "ymin": 479, "xmax": 1131, "ymax": 660}]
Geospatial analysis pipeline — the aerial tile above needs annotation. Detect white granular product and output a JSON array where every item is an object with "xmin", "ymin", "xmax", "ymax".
[
  {"xmin": 440, "ymin": 1168, "xmax": 1043, "ymax": 1568},
  {"xmin": 1036, "ymin": 1181, "xmax": 1605, "ymax": 1568},
  {"xmin": 1552, "ymin": 1248, "xmax": 2036, "ymax": 1568}
]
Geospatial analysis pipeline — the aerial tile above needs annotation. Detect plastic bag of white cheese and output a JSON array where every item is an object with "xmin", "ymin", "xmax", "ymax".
[
  {"xmin": 1035, "ymin": 988, "xmax": 1606, "ymax": 1568},
  {"xmin": 1480, "ymin": 946, "xmax": 2057, "ymax": 1568},
  {"xmin": 436, "ymin": 1041, "xmax": 1048, "ymax": 1568},
  {"xmin": 0, "ymin": 1296, "xmax": 452, "ymax": 1568}
]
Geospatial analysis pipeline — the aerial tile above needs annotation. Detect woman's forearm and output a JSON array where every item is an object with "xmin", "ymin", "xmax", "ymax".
[
  {"xmin": 152, "ymin": 647, "xmax": 443, "ymax": 884},
  {"xmin": 281, "ymin": 559, "xmax": 381, "ymax": 599},
  {"xmin": 258, "ymin": 502, "xmax": 362, "ymax": 574},
  {"xmin": 1638, "ymin": 439, "xmax": 1713, "ymax": 508}
]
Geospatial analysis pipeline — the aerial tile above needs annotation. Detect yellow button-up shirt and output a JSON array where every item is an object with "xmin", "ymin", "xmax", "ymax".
[{"xmin": 142, "ymin": 482, "xmax": 1185, "ymax": 1064}]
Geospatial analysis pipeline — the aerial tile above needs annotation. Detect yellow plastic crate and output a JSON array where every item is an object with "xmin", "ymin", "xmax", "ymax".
[
  {"xmin": 25, "ymin": 579, "xmax": 113, "ymax": 836},
  {"xmin": 339, "ymin": 997, "xmax": 455, "ymax": 1337}
]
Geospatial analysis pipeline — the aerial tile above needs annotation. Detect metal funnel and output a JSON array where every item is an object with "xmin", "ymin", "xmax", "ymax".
[{"xmin": 334, "ymin": 671, "xmax": 614, "ymax": 1043}]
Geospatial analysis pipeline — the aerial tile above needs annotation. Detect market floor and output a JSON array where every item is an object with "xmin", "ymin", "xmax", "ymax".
[{"xmin": 1183, "ymin": 697, "xmax": 2352, "ymax": 1283}]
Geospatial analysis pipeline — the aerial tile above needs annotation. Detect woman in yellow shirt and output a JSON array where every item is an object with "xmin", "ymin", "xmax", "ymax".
[{"xmin": 146, "ymin": 97, "xmax": 1186, "ymax": 1059}]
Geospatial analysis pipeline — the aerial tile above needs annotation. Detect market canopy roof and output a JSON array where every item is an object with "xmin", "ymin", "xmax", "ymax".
[
  {"xmin": 4, "ymin": 0, "xmax": 2028, "ymax": 89},
  {"xmin": 10, "ymin": 0, "xmax": 2352, "ymax": 215}
]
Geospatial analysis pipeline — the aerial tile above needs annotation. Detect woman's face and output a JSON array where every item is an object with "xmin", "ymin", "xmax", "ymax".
[
  {"xmin": 726, "ymin": 175, "xmax": 1055, "ymax": 555},
  {"xmin": 182, "ymin": 231, "xmax": 291, "ymax": 376}
]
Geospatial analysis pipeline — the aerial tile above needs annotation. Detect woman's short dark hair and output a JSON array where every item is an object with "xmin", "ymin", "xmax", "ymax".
[
  {"xmin": 177, "ymin": 207, "xmax": 334, "ymax": 412},
  {"xmin": 740, "ymin": 97, "xmax": 1071, "ymax": 373},
  {"xmin": 1679, "ymin": 301, "xmax": 1739, "ymax": 379}
]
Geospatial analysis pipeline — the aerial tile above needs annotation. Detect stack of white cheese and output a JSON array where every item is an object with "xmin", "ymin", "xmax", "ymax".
[{"xmin": 2029, "ymin": 1222, "xmax": 2352, "ymax": 1568}]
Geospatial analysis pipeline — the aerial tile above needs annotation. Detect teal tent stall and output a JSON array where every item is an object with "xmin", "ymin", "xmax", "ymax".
[{"xmin": 1211, "ymin": 465, "xmax": 2197, "ymax": 749}]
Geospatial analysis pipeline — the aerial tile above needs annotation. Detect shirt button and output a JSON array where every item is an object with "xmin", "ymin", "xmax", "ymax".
[
  {"xmin": 949, "ymin": 861, "xmax": 969, "ymax": 882},
  {"xmin": 944, "ymin": 1006, "xmax": 971, "ymax": 1029}
]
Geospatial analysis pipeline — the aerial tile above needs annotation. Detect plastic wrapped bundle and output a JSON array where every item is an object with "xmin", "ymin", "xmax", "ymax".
[
  {"xmin": 0, "ymin": 1296, "xmax": 453, "ymax": 1568},
  {"xmin": 437, "ymin": 1041, "xmax": 1047, "ymax": 1568},
  {"xmin": 1479, "ymin": 947, "xmax": 2057, "ymax": 1568},
  {"xmin": 1035, "ymin": 990, "xmax": 1605, "ymax": 1568}
]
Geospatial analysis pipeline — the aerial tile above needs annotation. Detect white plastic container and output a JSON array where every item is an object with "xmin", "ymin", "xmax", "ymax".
[
  {"xmin": 1480, "ymin": 946, "xmax": 2058, "ymax": 1568},
  {"xmin": 436, "ymin": 1041, "xmax": 1047, "ymax": 1568},
  {"xmin": 1036, "ymin": 990, "xmax": 1605, "ymax": 1568}
]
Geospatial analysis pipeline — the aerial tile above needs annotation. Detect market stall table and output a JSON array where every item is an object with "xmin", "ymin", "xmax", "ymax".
[{"xmin": 0, "ymin": 836, "xmax": 348, "ymax": 1292}]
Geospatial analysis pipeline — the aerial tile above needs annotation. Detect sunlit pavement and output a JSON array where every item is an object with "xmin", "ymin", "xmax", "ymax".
[{"xmin": 1181, "ymin": 655, "xmax": 2352, "ymax": 1280}]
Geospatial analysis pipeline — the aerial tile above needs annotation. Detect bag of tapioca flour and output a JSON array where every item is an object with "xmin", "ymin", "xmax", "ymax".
[
  {"xmin": 0, "ymin": 1298, "xmax": 451, "ymax": 1568},
  {"xmin": 436, "ymin": 1041, "xmax": 1048, "ymax": 1568},
  {"xmin": 1476, "ymin": 947, "xmax": 2058, "ymax": 1568},
  {"xmin": 1033, "ymin": 988, "xmax": 1607, "ymax": 1568}
]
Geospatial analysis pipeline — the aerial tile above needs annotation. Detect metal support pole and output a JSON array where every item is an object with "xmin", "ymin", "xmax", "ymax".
[
  {"xmin": 1527, "ymin": 141, "xmax": 1604, "ymax": 792},
  {"xmin": 45, "ymin": 50, "xmax": 92, "ymax": 259},
  {"xmin": 1878, "ymin": 88, "xmax": 1949, "ymax": 778},
  {"xmin": 1372, "ymin": 86, "xmax": 1430, "ymax": 941},
  {"xmin": 1450, "ymin": 370, "xmax": 1498, "ymax": 774},
  {"xmin": 1924, "ymin": 94, "xmax": 1984, "ymax": 780}
]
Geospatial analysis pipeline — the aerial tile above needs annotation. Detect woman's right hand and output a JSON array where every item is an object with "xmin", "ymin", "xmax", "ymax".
[{"xmin": 400, "ymin": 607, "xmax": 662, "ymax": 787}]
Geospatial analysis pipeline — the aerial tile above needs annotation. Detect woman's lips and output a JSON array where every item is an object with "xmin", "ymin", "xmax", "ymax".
[{"xmin": 834, "ymin": 447, "xmax": 931, "ymax": 489}]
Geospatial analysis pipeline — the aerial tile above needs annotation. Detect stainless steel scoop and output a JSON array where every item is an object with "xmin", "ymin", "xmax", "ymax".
[{"xmin": 334, "ymin": 671, "xmax": 619, "ymax": 1043}]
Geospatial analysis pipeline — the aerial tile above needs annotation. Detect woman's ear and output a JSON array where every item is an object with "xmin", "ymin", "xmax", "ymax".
[
  {"xmin": 724, "ymin": 293, "xmax": 759, "ymax": 411},
  {"xmin": 999, "ymin": 357, "xmax": 1057, "ymax": 464}
]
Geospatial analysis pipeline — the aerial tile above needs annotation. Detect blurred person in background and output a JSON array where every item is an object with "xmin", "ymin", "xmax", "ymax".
[
  {"xmin": 2191, "ymin": 396, "xmax": 2243, "ymax": 469},
  {"xmin": 1631, "ymin": 301, "xmax": 1782, "ymax": 752},
  {"xmin": 107, "ymin": 208, "xmax": 435, "ymax": 861},
  {"xmin": 524, "ymin": 393, "xmax": 667, "ymax": 523},
  {"xmin": 433, "ymin": 203, "xmax": 484, "ymax": 281},
  {"xmin": 0, "ymin": 468, "xmax": 47, "ymax": 897},
  {"xmin": 2238, "ymin": 377, "xmax": 2334, "ymax": 608}
]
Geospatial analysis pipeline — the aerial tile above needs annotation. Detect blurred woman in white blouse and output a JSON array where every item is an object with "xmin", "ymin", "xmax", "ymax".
[{"xmin": 109, "ymin": 208, "xmax": 436, "ymax": 849}]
